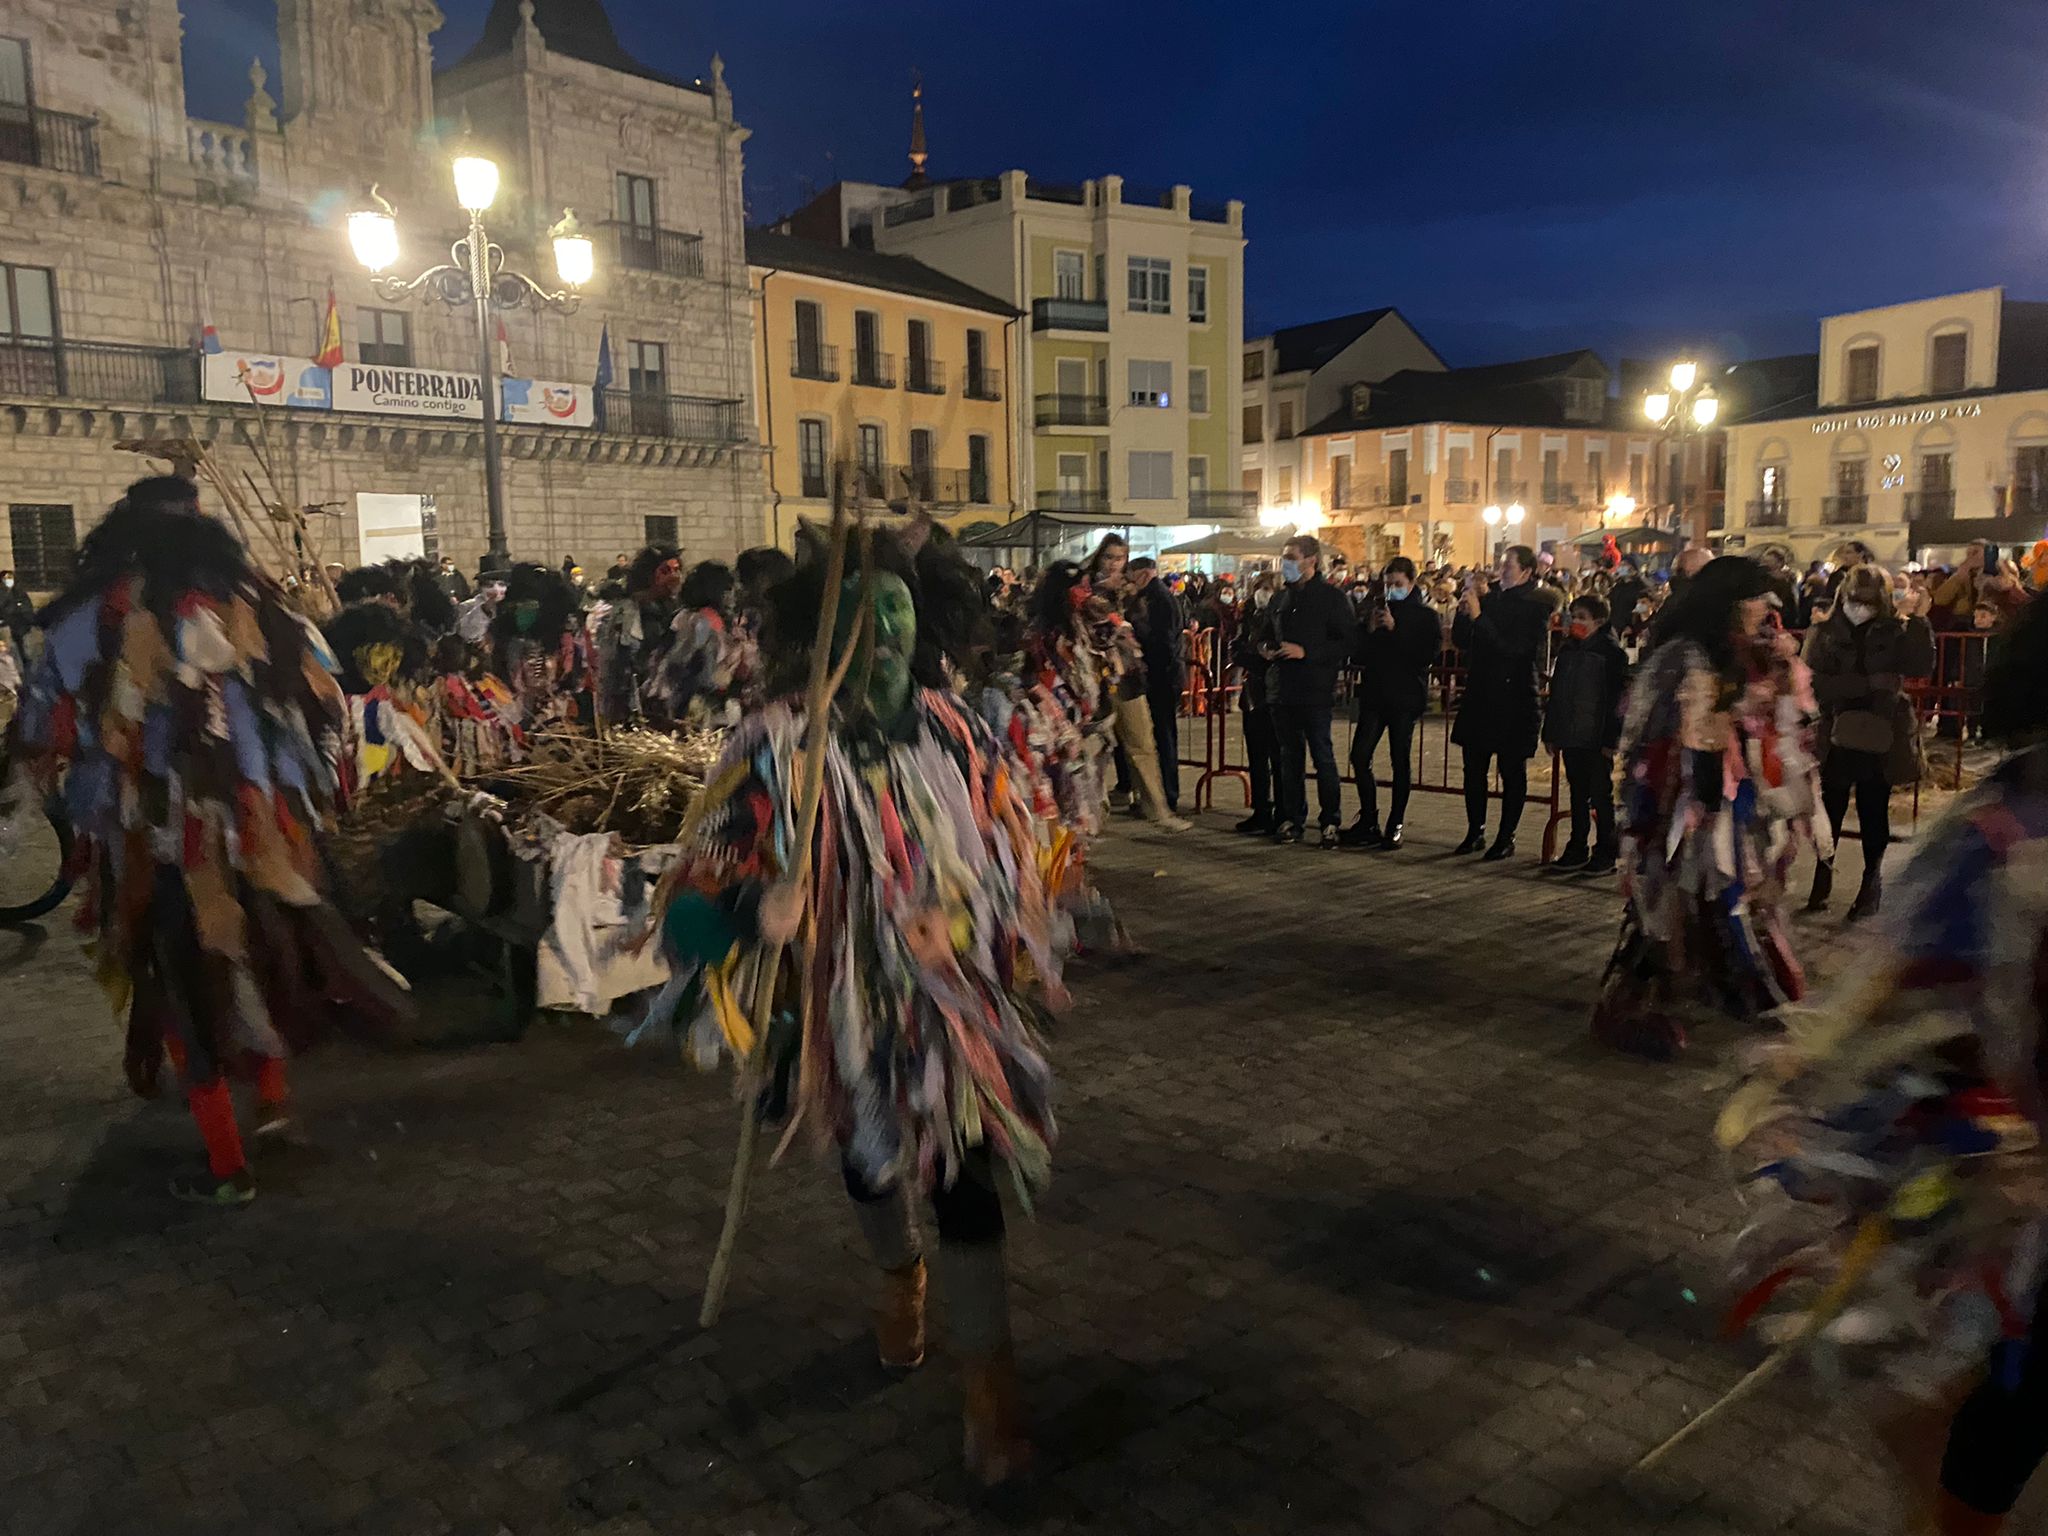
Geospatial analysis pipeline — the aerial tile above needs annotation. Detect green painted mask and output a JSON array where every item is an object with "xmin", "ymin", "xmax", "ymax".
[
  {"xmin": 510, "ymin": 599, "xmax": 541, "ymax": 635},
  {"xmin": 833, "ymin": 571, "xmax": 916, "ymax": 727}
]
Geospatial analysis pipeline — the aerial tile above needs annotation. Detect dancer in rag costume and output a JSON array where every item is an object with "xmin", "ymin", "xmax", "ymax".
[
  {"xmin": 1718, "ymin": 595, "xmax": 2048, "ymax": 1534},
  {"xmin": 649, "ymin": 560, "xmax": 753, "ymax": 728},
  {"xmin": 5, "ymin": 477, "xmax": 412, "ymax": 1204},
  {"xmin": 645, "ymin": 523, "xmax": 1059, "ymax": 1483},
  {"xmin": 593, "ymin": 544, "xmax": 684, "ymax": 725},
  {"xmin": 322, "ymin": 599, "xmax": 447, "ymax": 792},
  {"xmin": 487, "ymin": 561, "xmax": 592, "ymax": 734},
  {"xmin": 1591, "ymin": 556, "xmax": 1829, "ymax": 1058}
]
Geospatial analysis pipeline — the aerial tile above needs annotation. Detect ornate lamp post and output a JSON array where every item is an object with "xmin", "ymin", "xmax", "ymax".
[
  {"xmin": 348, "ymin": 153, "xmax": 595, "ymax": 563},
  {"xmin": 1642, "ymin": 360, "xmax": 1719, "ymax": 537},
  {"xmin": 1481, "ymin": 496, "xmax": 1525, "ymax": 564}
]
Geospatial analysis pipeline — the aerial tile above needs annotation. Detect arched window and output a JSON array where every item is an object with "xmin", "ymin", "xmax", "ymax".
[
  {"xmin": 1842, "ymin": 337, "xmax": 1881, "ymax": 405},
  {"xmin": 1926, "ymin": 321, "xmax": 1971, "ymax": 395}
]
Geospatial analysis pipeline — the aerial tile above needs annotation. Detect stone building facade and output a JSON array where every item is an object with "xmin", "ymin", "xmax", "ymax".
[{"xmin": 0, "ymin": 0, "xmax": 765, "ymax": 590}]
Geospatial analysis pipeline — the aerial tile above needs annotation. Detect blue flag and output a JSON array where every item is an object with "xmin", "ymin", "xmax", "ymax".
[{"xmin": 592, "ymin": 324, "xmax": 614, "ymax": 427}]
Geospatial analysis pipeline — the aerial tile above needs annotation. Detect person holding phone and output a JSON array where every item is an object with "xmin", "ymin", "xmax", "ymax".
[
  {"xmin": 1339, "ymin": 557, "xmax": 1440, "ymax": 850},
  {"xmin": 1265, "ymin": 534, "xmax": 1358, "ymax": 848},
  {"xmin": 1450, "ymin": 545, "xmax": 1551, "ymax": 860}
]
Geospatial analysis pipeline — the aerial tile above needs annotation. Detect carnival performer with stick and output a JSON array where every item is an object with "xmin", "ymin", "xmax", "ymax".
[
  {"xmin": 1647, "ymin": 594, "xmax": 2048, "ymax": 1535},
  {"xmin": 4, "ymin": 476, "xmax": 413, "ymax": 1204},
  {"xmin": 1591, "ymin": 556, "xmax": 1828, "ymax": 1058},
  {"xmin": 644, "ymin": 507, "xmax": 1060, "ymax": 1485}
]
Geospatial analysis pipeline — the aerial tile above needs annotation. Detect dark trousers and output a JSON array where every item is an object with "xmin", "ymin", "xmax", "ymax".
[
  {"xmin": 843, "ymin": 1145, "xmax": 1006, "ymax": 1247},
  {"xmin": 1276, "ymin": 702, "xmax": 1341, "ymax": 828},
  {"xmin": 1349, "ymin": 708, "xmax": 1417, "ymax": 830},
  {"xmin": 1820, "ymin": 747, "xmax": 1891, "ymax": 874},
  {"xmin": 1461, "ymin": 743, "xmax": 1528, "ymax": 838},
  {"xmin": 1147, "ymin": 683, "xmax": 1181, "ymax": 812},
  {"xmin": 1942, "ymin": 1280, "xmax": 2048, "ymax": 1515},
  {"xmin": 1244, "ymin": 702, "xmax": 1279, "ymax": 819},
  {"xmin": 1561, "ymin": 746, "xmax": 1616, "ymax": 854}
]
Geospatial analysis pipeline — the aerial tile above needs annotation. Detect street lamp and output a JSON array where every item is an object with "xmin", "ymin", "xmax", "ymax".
[
  {"xmin": 1481, "ymin": 499, "xmax": 1525, "ymax": 562},
  {"xmin": 1642, "ymin": 359, "xmax": 1718, "ymax": 540},
  {"xmin": 348, "ymin": 161, "xmax": 594, "ymax": 563}
]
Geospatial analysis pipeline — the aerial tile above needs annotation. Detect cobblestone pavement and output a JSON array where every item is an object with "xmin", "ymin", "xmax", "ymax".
[{"xmin": 0, "ymin": 795, "xmax": 2027, "ymax": 1536}]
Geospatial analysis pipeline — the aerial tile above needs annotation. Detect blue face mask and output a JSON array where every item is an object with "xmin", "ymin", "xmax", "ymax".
[
  {"xmin": 1384, "ymin": 583, "xmax": 1410, "ymax": 601},
  {"xmin": 1281, "ymin": 558, "xmax": 1302, "ymax": 584}
]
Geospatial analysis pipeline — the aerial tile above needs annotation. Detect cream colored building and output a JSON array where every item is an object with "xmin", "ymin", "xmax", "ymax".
[
  {"xmin": 746, "ymin": 230, "xmax": 1018, "ymax": 544},
  {"xmin": 784, "ymin": 168, "xmax": 1247, "ymax": 564},
  {"xmin": 0, "ymin": 0, "xmax": 764, "ymax": 588},
  {"xmin": 1723, "ymin": 287, "xmax": 2048, "ymax": 566},
  {"xmin": 1241, "ymin": 308, "xmax": 1443, "ymax": 518}
]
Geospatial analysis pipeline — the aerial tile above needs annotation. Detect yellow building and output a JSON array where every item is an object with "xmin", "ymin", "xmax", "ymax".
[{"xmin": 748, "ymin": 230, "xmax": 1019, "ymax": 546}]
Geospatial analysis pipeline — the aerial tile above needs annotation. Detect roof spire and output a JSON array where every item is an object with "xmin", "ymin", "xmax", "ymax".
[{"xmin": 906, "ymin": 73, "xmax": 928, "ymax": 188}]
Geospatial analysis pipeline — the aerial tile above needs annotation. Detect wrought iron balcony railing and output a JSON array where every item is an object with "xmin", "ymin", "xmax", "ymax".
[
  {"xmin": 963, "ymin": 366, "xmax": 1002, "ymax": 401},
  {"xmin": 0, "ymin": 338, "xmax": 198, "ymax": 403},
  {"xmin": 1745, "ymin": 499, "xmax": 1790, "ymax": 528},
  {"xmin": 599, "ymin": 391, "xmax": 743, "ymax": 443},
  {"xmin": 1035, "ymin": 392, "xmax": 1108, "ymax": 427},
  {"xmin": 1821, "ymin": 494, "xmax": 1869, "ymax": 525},
  {"xmin": 905, "ymin": 358, "xmax": 946, "ymax": 395},
  {"xmin": 1030, "ymin": 298, "xmax": 1109, "ymax": 333},
  {"xmin": 852, "ymin": 350, "xmax": 896, "ymax": 389},
  {"xmin": 601, "ymin": 222, "xmax": 705, "ymax": 279},
  {"xmin": 0, "ymin": 107, "xmax": 100, "ymax": 177},
  {"xmin": 790, "ymin": 340, "xmax": 839, "ymax": 382}
]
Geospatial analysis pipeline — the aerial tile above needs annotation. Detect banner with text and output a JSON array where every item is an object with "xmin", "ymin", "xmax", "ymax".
[
  {"xmin": 203, "ymin": 351, "xmax": 333, "ymax": 410},
  {"xmin": 204, "ymin": 354, "xmax": 594, "ymax": 428}
]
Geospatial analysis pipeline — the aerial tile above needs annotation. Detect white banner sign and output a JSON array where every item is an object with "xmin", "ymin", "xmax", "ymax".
[
  {"xmin": 203, "ymin": 350, "xmax": 332, "ymax": 409},
  {"xmin": 333, "ymin": 363, "xmax": 488, "ymax": 420},
  {"xmin": 204, "ymin": 352, "xmax": 594, "ymax": 428}
]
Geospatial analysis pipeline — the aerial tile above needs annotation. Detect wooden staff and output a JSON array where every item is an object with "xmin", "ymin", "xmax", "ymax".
[{"xmin": 698, "ymin": 465, "xmax": 863, "ymax": 1328}]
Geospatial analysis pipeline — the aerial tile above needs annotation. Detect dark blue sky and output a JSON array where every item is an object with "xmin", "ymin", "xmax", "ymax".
[{"xmin": 184, "ymin": 0, "xmax": 2048, "ymax": 368}]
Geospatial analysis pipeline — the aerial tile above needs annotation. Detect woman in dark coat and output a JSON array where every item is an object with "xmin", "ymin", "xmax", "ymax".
[
  {"xmin": 1450, "ymin": 545, "xmax": 1553, "ymax": 860},
  {"xmin": 1800, "ymin": 563, "xmax": 1935, "ymax": 919},
  {"xmin": 1340, "ymin": 557, "xmax": 1441, "ymax": 850},
  {"xmin": 1541, "ymin": 593, "xmax": 1631, "ymax": 872}
]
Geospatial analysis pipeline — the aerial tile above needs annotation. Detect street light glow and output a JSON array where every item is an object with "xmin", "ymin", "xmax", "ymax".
[
  {"xmin": 1505, "ymin": 502, "xmax": 1526, "ymax": 526},
  {"xmin": 1604, "ymin": 493, "xmax": 1637, "ymax": 524},
  {"xmin": 1692, "ymin": 388, "xmax": 1720, "ymax": 427},
  {"xmin": 347, "ymin": 207, "xmax": 399, "ymax": 273},
  {"xmin": 453, "ymin": 154, "xmax": 501, "ymax": 212},
  {"xmin": 553, "ymin": 230, "xmax": 595, "ymax": 288},
  {"xmin": 1482, "ymin": 504, "xmax": 1502, "ymax": 526},
  {"xmin": 1644, "ymin": 391, "xmax": 1671, "ymax": 424},
  {"xmin": 1668, "ymin": 360, "xmax": 1698, "ymax": 393}
]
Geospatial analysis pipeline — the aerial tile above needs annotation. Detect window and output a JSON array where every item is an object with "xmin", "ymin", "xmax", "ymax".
[
  {"xmin": 1055, "ymin": 356, "xmax": 1087, "ymax": 400},
  {"xmin": 1276, "ymin": 468, "xmax": 1295, "ymax": 505},
  {"xmin": 615, "ymin": 173, "xmax": 656, "ymax": 234},
  {"xmin": 1053, "ymin": 249, "xmax": 1085, "ymax": 301},
  {"xmin": 908, "ymin": 427, "xmax": 935, "ymax": 500},
  {"xmin": 1931, "ymin": 331, "xmax": 1967, "ymax": 394},
  {"xmin": 1628, "ymin": 450, "xmax": 1646, "ymax": 498},
  {"xmin": 856, "ymin": 422, "xmax": 884, "ymax": 497},
  {"xmin": 798, "ymin": 419, "xmax": 828, "ymax": 499},
  {"xmin": 642, "ymin": 514, "xmax": 678, "ymax": 547},
  {"xmin": 1494, "ymin": 446, "xmax": 1515, "ymax": 496},
  {"xmin": 906, "ymin": 318, "xmax": 937, "ymax": 392},
  {"xmin": 1331, "ymin": 455, "xmax": 1352, "ymax": 509},
  {"xmin": 0, "ymin": 40, "xmax": 32, "ymax": 166},
  {"xmin": 1241, "ymin": 467, "xmax": 1261, "ymax": 497},
  {"xmin": 1188, "ymin": 455, "xmax": 1209, "ymax": 496},
  {"xmin": 1056, "ymin": 453, "xmax": 1087, "ymax": 491},
  {"xmin": 1126, "ymin": 256, "xmax": 1171, "ymax": 315},
  {"xmin": 1275, "ymin": 399, "xmax": 1295, "ymax": 438},
  {"xmin": 8, "ymin": 502, "xmax": 74, "ymax": 589},
  {"xmin": 793, "ymin": 299, "xmax": 827, "ymax": 377},
  {"xmin": 1386, "ymin": 448, "xmax": 1408, "ymax": 506},
  {"xmin": 1541, "ymin": 448, "xmax": 1561, "ymax": 501},
  {"xmin": 1707, "ymin": 439, "xmax": 1725, "ymax": 491},
  {"xmin": 1836, "ymin": 458, "xmax": 1867, "ymax": 497},
  {"xmin": 853, "ymin": 310, "xmax": 885, "ymax": 387},
  {"xmin": 1243, "ymin": 350, "xmax": 1264, "ymax": 382},
  {"xmin": 1127, "ymin": 359, "xmax": 1171, "ymax": 407},
  {"xmin": 1187, "ymin": 366, "xmax": 1209, "ymax": 415},
  {"xmin": 357, "ymin": 307, "xmax": 411, "ymax": 367},
  {"xmin": 965, "ymin": 328, "xmax": 993, "ymax": 397},
  {"xmin": 1188, "ymin": 265, "xmax": 1209, "ymax": 324},
  {"xmin": 1241, "ymin": 403, "xmax": 1262, "ymax": 444},
  {"xmin": 1562, "ymin": 377, "xmax": 1602, "ymax": 422},
  {"xmin": 1447, "ymin": 445, "xmax": 1468, "ymax": 492},
  {"xmin": 1128, "ymin": 450, "xmax": 1173, "ymax": 500},
  {"xmin": 1587, "ymin": 449, "xmax": 1605, "ymax": 500},
  {"xmin": 968, "ymin": 434, "xmax": 992, "ymax": 504},
  {"xmin": 1, "ymin": 259, "xmax": 56, "ymax": 342},
  {"xmin": 2013, "ymin": 446, "xmax": 2048, "ymax": 514},
  {"xmin": 626, "ymin": 339, "xmax": 666, "ymax": 395},
  {"xmin": 1845, "ymin": 343, "xmax": 1880, "ymax": 404},
  {"xmin": 1759, "ymin": 465, "xmax": 1785, "ymax": 508}
]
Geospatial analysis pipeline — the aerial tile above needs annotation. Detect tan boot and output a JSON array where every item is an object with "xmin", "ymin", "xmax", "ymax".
[
  {"xmin": 961, "ymin": 1342, "xmax": 1033, "ymax": 1485},
  {"xmin": 875, "ymin": 1257, "xmax": 927, "ymax": 1370}
]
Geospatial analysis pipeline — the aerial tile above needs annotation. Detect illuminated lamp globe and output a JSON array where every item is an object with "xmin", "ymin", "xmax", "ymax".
[
  {"xmin": 1668, "ymin": 360, "xmax": 1698, "ymax": 393},
  {"xmin": 1482, "ymin": 504, "xmax": 1502, "ymax": 527},
  {"xmin": 1644, "ymin": 391, "xmax": 1672, "ymax": 425},
  {"xmin": 1604, "ymin": 493, "xmax": 1637, "ymax": 524},
  {"xmin": 1692, "ymin": 387, "xmax": 1720, "ymax": 428},
  {"xmin": 452, "ymin": 153, "xmax": 501, "ymax": 213},
  {"xmin": 1505, "ymin": 502, "xmax": 1526, "ymax": 527},
  {"xmin": 549, "ymin": 210, "xmax": 594, "ymax": 288},
  {"xmin": 347, "ymin": 207, "xmax": 399, "ymax": 273}
]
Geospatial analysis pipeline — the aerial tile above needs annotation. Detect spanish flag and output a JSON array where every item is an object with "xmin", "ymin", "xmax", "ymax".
[{"xmin": 314, "ymin": 285, "xmax": 343, "ymax": 370}]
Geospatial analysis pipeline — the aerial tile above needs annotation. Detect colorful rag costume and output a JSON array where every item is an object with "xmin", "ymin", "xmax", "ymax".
[
  {"xmin": 649, "ymin": 687, "xmax": 1060, "ymax": 1198},
  {"xmin": 651, "ymin": 605, "xmax": 751, "ymax": 728},
  {"xmin": 1718, "ymin": 744, "xmax": 2048, "ymax": 1404},
  {"xmin": 429, "ymin": 668, "xmax": 524, "ymax": 775},
  {"xmin": 11, "ymin": 551, "xmax": 412, "ymax": 1145},
  {"xmin": 1592, "ymin": 633, "xmax": 1829, "ymax": 1057},
  {"xmin": 323, "ymin": 601, "xmax": 445, "ymax": 792}
]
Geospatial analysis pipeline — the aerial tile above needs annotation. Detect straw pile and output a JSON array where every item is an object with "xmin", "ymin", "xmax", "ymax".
[{"xmin": 481, "ymin": 727, "xmax": 724, "ymax": 846}]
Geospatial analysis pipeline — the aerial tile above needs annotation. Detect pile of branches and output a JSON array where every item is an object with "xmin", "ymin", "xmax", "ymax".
[{"xmin": 480, "ymin": 727, "xmax": 725, "ymax": 847}]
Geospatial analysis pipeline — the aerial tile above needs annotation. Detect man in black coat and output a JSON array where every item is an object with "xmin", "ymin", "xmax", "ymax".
[
  {"xmin": 1540, "ymin": 593, "xmax": 1631, "ymax": 873},
  {"xmin": 1231, "ymin": 576, "xmax": 1282, "ymax": 835},
  {"xmin": 1450, "ymin": 543, "xmax": 1551, "ymax": 861},
  {"xmin": 1126, "ymin": 557, "xmax": 1188, "ymax": 814},
  {"xmin": 1339, "ymin": 556, "xmax": 1440, "ymax": 851},
  {"xmin": 0, "ymin": 568, "xmax": 33, "ymax": 653},
  {"xmin": 1264, "ymin": 533, "xmax": 1359, "ymax": 848}
]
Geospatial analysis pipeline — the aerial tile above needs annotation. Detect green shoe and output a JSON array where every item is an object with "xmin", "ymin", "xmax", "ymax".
[{"xmin": 169, "ymin": 1171, "xmax": 256, "ymax": 1207}]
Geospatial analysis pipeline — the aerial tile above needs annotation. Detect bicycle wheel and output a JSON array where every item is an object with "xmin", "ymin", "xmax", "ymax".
[{"xmin": 0, "ymin": 791, "xmax": 72, "ymax": 924}]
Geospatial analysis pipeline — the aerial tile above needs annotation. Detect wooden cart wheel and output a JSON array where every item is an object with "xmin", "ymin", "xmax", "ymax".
[{"xmin": 453, "ymin": 813, "xmax": 512, "ymax": 917}]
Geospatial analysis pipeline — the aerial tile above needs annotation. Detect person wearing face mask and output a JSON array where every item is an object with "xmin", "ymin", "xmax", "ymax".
[
  {"xmin": 1262, "ymin": 535, "xmax": 1360, "ymax": 848},
  {"xmin": 1540, "ymin": 595, "xmax": 1630, "ymax": 873},
  {"xmin": 1801, "ymin": 566, "xmax": 1934, "ymax": 919},
  {"xmin": 1450, "ymin": 544, "xmax": 1552, "ymax": 860},
  {"xmin": 0, "ymin": 568, "xmax": 33, "ymax": 659},
  {"xmin": 1338, "ymin": 557, "xmax": 1440, "ymax": 850},
  {"xmin": 1230, "ymin": 571, "xmax": 1283, "ymax": 834}
]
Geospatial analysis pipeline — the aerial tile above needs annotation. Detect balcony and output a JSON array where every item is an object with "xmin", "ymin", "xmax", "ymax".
[
  {"xmin": 602, "ymin": 222, "xmax": 705, "ymax": 279},
  {"xmin": 1911, "ymin": 486, "xmax": 2036, "ymax": 547},
  {"xmin": 1444, "ymin": 478, "xmax": 1478, "ymax": 504},
  {"xmin": 964, "ymin": 366, "xmax": 1002, "ymax": 402},
  {"xmin": 0, "ymin": 107, "xmax": 101, "ymax": 177},
  {"xmin": 850, "ymin": 464, "xmax": 992, "ymax": 508},
  {"xmin": 1037, "ymin": 488, "xmax": 1109, "ymax": 515},
  {"xmin": 1821, "ymin": 494, "xmax": 1869, "ymax": 525},
  {"xmin": 1035, "ymin": 392, "xmax": 1108, "ymax": 428},
  {"xmin": 599, "ymin": 391, "xmax": 743, "ymax": 443},
  {"xmin": 1902, "ymin": 490, "xmax": 1955, "ymax": 519},
  {"xmin": 906, "ymin": 357, "xmax": 946, "ymax": 395},
  {"xmin": 790, "ymin": 340, "xmax": 839, "ymax": 382},
  {"xmin": 0, "ymin": 338, "xmax": 199, "ymax": 404},
  {"xmin": 2005, "ymin": 484, "xmax": 2048, "ymax": 520},
  {"xmin": 1031, "ymin": 297, "xmax": 1109, "ymax": 333},
  {"xmin": 1488, "ymin": 481, "xmax": 1528, "ymax": 504},
  {"xmin": 1540, "ymin": 482, "xmax": 1577, "ymax": 506},
  {"xmin": 852, "ymin": 350, "xmax": 896, "ymax": 389},
  {"xmin": 1745, "ymin": 499, "xmax": 1790, "ymax": 528},
  {"xmin": 1189, "ymin": 489, "xmax": 1257, "ymax": 520}
]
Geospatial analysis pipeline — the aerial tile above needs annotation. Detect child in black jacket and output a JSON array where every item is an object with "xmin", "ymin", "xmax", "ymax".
[{"xmin": 1541, "ymin": 594, "xmax": 1631, "ymax": 872}]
